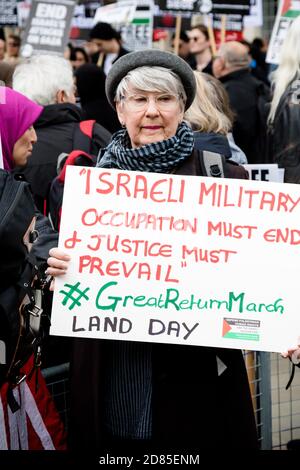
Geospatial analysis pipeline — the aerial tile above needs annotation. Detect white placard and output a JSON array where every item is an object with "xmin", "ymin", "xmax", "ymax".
[
  {"xmin": 244, "ymin": 164, "xmax": 285, "ymax": 183},
  {"xmin": 51, "ymin": 166, "xmax": 300, "ymax": 353},
  {"xmin": 266, "ymin": 0, "xmax": 300, "ymax": 65},
  {"xmin": 243, "ymin": 0, "xmax": 263, "ymax": 27},
  {"xmin": 20, "ymin": 0, "xmax": 76, "ymax": 57},
  {"xmin": 93, "ymin": 1, "xmax": 137, "ymax": 25}
]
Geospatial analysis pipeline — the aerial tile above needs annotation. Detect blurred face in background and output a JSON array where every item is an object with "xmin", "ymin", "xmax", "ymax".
[
  {"xmin": 188, "ymin": 28, "xmax": 210, "ymax": 55},
  {"xmin": 90, "ymin": 38, "xmax": 117, "ymax": 54},
  {"xmin": 6, "ymin": 37, "xmax": 20, "ymax": 58},
  {"xmin": 71, "ymin": 50, "xmax": 88, "ymax": 70},
  {"xmin": 84, "ymin": 40, "xmax": 99, "ymax": 57},
  {"xmin": 13, "ymin": 126, "xmax": 37, "ymax": 167}
]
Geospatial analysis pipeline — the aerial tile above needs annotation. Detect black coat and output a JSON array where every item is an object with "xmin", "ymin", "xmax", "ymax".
[
  {"xmin": 14, "ymin": 103, "xmax": 111, "ymax": 213},
  {"xmin": 220, "ymin": 68, "xmax": 269, "ymax": 164},
  {"xmin": 194, "ymin": 131, "xmax": 231, "ymax": 158},
  {"xmin": 75, "ymin": 64, "xmax": 121, "ymax": 134},
  {"xmin": 268, "ymin": 79, "xmax": 300, "ymax": 183},
  {"xmin": 68, "ymin": 150, "xmax": 258, "ymax": 451}
]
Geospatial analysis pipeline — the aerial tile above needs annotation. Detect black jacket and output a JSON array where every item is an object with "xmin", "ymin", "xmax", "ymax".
[
  {"xmin": 14, "ymin": 103, "xmax": 111, "ymax": 213},
  {"xmin": 75, "ymin": 64, "xmax": 121, "ymax": 134},
  {"xmin": 220, "ymin": 68, "xmax": 269, "ymax": 164},
  {"xmin": 194, "ymin": 131, "xmax": 231, "ymax": 158},
  {"xmin": 268, "ymin": 80, "xmax": 300, "ymax": 183}
]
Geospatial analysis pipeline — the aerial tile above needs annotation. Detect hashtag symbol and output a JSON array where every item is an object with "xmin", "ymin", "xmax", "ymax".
[{"xmin": 59, "ymin": 282, "xmax": 90, "ymax": 311}]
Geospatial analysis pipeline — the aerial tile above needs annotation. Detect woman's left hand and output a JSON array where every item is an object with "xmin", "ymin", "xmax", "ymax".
[
  {"xmin": 281, "ymin": 340, "xmax": 300, "ymax": 364},
  {"xmin": 46, "ymin": 247, "xmax": 70, "ymax": 276}
]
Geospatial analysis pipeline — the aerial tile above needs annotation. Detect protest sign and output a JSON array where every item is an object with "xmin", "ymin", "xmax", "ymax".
[
  {"xmin": 210, "ymin": 0, "xmax": 250, "ymax": 15},
  {"xmin": 20, "ymin": 0, "xmax": 75, "ymax": 57},
  {"xmin": 266, "ymin": 0, "xmax": 300, "ymax": 65},
  {"xmin": 243, "ymin": 0, "xmax": 263, "ymax": 27},
  {"xmin": 244, "ymin": 164, "xmax": 285, "ymax": 183},
  {"xmin": 157, "ymin": 0, "xmax": 250, "ymax": 15},
  {"xmin": 51, "ymin": 166, "xmax": 300, "ymax": 353},
  {"xmin": 93, "ymin": 1, "xmax": 137, "ymax": 25},
  {"xmin": 70, "ymin": 2, "xmax": 99, "ymax": 41},
  {"xmin": 120, "ymin": 2, "xmax": 154, "ymax": 51},
  {"xmin": 17, "ymin": 0, "xmax": 32, "ymax": 29},
  {"xmin": 0, "ymin": 0, "xmax": 18, "ymax": 26}
]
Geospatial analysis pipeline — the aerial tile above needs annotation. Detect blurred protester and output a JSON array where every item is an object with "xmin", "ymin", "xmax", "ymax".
[
  {"xmin": 172, "ymin": 31, "xmax": 196, "ymax": 69},
  {"xmin": 75, "ymin": 63, "xmax": 121, "ymax": 133},
  {"xmin": 4, "ymin": 34, "xmax": 21, "ymax": 65},
  {"xmin": 213, "ymin": 41, "xmax": 270, "ymax": 164},
  {"xmin": 240, "ymin": 38, "xmax": 269, "ymax": 85},
  {"xmin": 185, "ymin": 71, "xmax": 247, "ymax": 164},
  {"xmin": 268, "ymin": 16, "xmax": 300, "ymax": 183},
  {"xmin": 84, "ymin": 39, "xmax": 100, "ymax": 61},
  {"xmin": 12, "ymin": 55, "xmax": 105, "ymax": 370},
  {"xmin": 0, "ymin": 86, "xmax": 65, "ymax": 450},
  {"xmin": 89, "ymin": 22, "xmax": 130, "ymax": 75},
  {"xmin": 13, "ymin": 54, "xmax": 111, "ymax": 214},
  {"xmin": 188, "ymin": 24, "xmax": 213, "ymax": 74},
  {"xmin": 70, "ymin": 46, "xmax": 89, "ymax": 70}
]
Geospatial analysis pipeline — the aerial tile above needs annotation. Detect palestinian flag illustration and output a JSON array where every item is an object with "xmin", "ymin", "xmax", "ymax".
[
  {"xmin": 222, "ymin": 318, "xmax": 260, "ymax": 341},
  {"xmin": 282, "ymin": 0, "xmax": 300, "ymax": 18}
]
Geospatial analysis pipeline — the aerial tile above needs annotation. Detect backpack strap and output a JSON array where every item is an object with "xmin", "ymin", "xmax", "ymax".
[
  {"xmin": 58, "ymin": 150, "xmax": 94, "ymax": 184},
  {"xmin": 197, "ymin": 149, "xmax": 226, "ymax": 178},
  {"xmin": 72, "ymin": 120, "xmax": 96, "ymax": 154}
]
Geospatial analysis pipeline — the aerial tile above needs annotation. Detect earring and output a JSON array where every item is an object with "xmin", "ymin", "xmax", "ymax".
[{"xmin": 121, "ymin": 122, "xmax": 126, "ymax": 128}]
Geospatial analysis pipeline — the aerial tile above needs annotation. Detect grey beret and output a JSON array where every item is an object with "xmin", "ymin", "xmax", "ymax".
[{"xmin": 105, "ymin": 49, "xmax": 196, "ymax": 111}]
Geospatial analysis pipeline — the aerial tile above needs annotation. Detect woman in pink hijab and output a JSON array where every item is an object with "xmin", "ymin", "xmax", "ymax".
[
  {"xmin": 0, "ymin": 87, "xmax": 66, "ymax": 450},
  {"xmin": 0, "ymin": 86, "xmax": 42, "ymax": 170}
]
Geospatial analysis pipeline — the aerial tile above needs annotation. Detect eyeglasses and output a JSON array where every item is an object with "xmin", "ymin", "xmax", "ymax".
[{"xmin": 121, "ymin": 93, "xmax": 181, "ymax": 112}]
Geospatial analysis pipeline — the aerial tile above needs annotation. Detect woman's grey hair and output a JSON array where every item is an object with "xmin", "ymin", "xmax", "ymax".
[
  {"xmin": 115, "ymin": 66, "xmax": 187, "ymax": 111},
  {"xmin": 13, "ymin": 54, "xmax": 74, "ymax": 106}
]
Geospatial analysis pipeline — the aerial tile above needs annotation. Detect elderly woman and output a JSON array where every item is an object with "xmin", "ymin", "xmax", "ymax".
[{"xmin": 47, "ymin": 50, "xmax": 258, "ymax": 450}]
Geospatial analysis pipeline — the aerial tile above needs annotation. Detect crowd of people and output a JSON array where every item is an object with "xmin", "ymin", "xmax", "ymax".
[{"xmin": 1, "ymin": 16, "xmax": 300, "ymax": 452}]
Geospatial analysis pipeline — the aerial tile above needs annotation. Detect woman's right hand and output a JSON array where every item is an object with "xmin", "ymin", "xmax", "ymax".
[{"xmin": 47, "ymin": 247, "xmax": 70, "ymax": 277}]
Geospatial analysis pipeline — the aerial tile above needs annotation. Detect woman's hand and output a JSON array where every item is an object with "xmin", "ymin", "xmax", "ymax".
[
  {"xmin": 46, "ymin": 248, "xmax": 71, "ymax": 290},
  {"xmin": 281, "ymin": 338, "xmax": 300, "ymax": 364}
]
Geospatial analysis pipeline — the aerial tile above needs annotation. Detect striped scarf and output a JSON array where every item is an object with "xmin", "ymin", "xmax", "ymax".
[{"xmin": 97, "ymin": 121, "xmax": 194, "ymax": 173}]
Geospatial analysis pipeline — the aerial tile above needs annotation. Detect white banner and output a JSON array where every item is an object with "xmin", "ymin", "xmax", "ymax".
[{"xmin": 51, "ymin": 166, "xmax": 300, "ymax": 352}]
